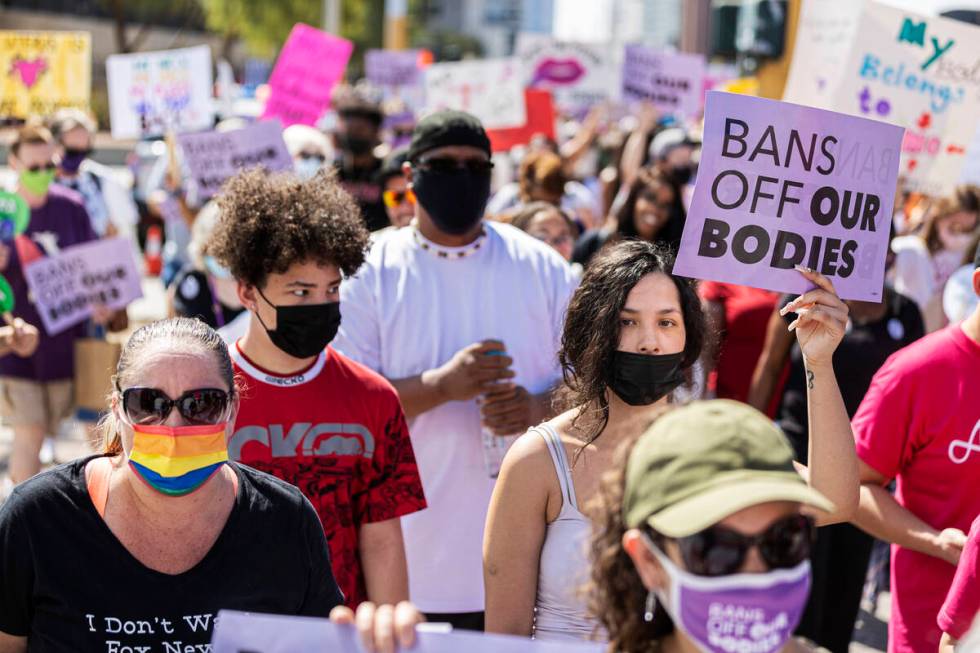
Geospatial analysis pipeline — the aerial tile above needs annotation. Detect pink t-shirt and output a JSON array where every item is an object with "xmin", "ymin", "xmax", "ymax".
[
  {"xmin": 938, "ymin": 515, "xmax": 980, "ymax": 640},
  {"xmin": 852, "ymin": 324, "xmax": 980, "ymax": 653}
]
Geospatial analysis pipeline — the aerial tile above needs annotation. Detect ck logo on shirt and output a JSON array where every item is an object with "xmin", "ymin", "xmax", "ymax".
[
  {"xmin": 229, "ymin": 422, "xmax": 376, "ymax": 461},
  {"xmin": 948, "ymin": 418, "xmax": 980, "ymax": 464}
]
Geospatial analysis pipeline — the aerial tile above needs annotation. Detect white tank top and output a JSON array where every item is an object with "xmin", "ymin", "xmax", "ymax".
[{"xmin": 531, "ymin": 424, "xmax": 606, "ymax": 643}]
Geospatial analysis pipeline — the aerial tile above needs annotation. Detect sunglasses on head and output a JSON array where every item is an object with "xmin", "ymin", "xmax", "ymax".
[
  {"xmin": 660, "ymin": 514, "xmax": 815, "ymax": 577},
  {"xmin": 120, "ymin": 387, "xmax": 230, "ymax": 426},
  {"xmin": 25, "ymin": 162, "xmax": 57, "ymax": 173},
  {"xmin": 383, "ymin": 189, "xmax": 416, "ymax": 208},
  {"xmin": 415, "ymin": 157, "xmax": 494, "ymax": 175}
]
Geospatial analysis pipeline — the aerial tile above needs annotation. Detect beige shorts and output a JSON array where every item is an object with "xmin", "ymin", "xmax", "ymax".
[{"xmin": 0, "ymin": 378, "xmax": 74, "ymax": 435}]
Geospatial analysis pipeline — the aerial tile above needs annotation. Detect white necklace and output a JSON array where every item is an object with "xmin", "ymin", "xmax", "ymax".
[{"xmin": 412, "ymin": 223, "xmax": 487, "ymax": 260}]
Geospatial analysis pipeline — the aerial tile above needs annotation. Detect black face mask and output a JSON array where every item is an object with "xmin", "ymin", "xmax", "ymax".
[
  {"xmin": 339, "ymin": 134, "xmax": 375, "ymax": 156},
  {"xmin": 669, "ymin": 163, "xmax": 696, "ymax": 187},
  {"xmin": 609, "ymin": 350, "xmax": 685, "ymax": 406},
  {"xmin": 255, "ymin": 289, "xmax": 341, "ymax": 359},
  {"xmin": 412, "ymin": 168, "xmax": 491, "ymax": 236}
]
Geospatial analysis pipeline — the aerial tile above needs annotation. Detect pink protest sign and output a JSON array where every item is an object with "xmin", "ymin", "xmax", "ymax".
[
  {"xmin": 23, "ymin": 237, "xmax": 143, "ymax": 336},
  {"xmin": 261, "ymin": 24, "xmax": 353, "ymax": 127},
  {"xmin": 674, "ymin": 91, "xmax": 904, "ymax": 302}
]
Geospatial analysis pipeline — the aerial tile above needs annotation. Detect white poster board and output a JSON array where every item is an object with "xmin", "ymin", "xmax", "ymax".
[
  {"xmin": 423, "ymin": 58, "xmax": 526, "ymax": 129},
  {"xmin": 516, "ymin": 33, "xmax": 617, "ymax": 115}
]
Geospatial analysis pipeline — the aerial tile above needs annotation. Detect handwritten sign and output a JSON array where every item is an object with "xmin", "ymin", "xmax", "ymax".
[
  {"xmin": 262, "ymin": 24, "xmax": 353, "ymax": 127},
  {"xmin": 674, "ymin": 92, "xmax": 903, "ymax": 302},
  {"xmin": 516, "ymin": 34, "xmax": 616, "ymax": 115},
  {"xmin": 106, "ymin": 45, "xmax": 214, "ymax": 140},
  {"xmin": 0, "ymin": 191, "xmax": 29, "ymax": 241},
  {"xmin": 424, "ymin": 58, "xmax": 526, "ymax": 130},
  {"xmin": 212, "ymin": 610, "xmax": 604, "ymax": 653},
  {"xmin": 0, "ymin": 31, "xmax": 91, "ymax": 119},
  {"xmin": 622, "ymin": 46, "xmax": 706, "ymax": 116},
  {"xmin": 782, "ymin": 0, "xmax": 864, "ymax": 110},
  {"xmin": 24, "ymin": 237, "xmax": 143, "ymax": 335},
  {"xmin": 831, "ymin": 2, "xmax": 980, "ymax": 196},
  {"xmin": 178, "ymin": 120, "xmax": 293, "ymax": 198},
  {"xmin": 487, "ymin": 89, "xmax": 557, "ymax": 153}
]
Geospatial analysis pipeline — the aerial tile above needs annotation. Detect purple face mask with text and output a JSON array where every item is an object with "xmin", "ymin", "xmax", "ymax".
[{"xmin": 644, "ymin": 537, "xmax": 811, "ymax": 653}]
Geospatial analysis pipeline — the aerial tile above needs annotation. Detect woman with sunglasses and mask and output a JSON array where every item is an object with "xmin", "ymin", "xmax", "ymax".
[
  {"xmin": 483, "ymin": 241, "xmax": 857, "ymax": 642},
  {"xmin": 0, "ymin": 318, "xmax": 423, "ymax": 653},
  {"xmin": 591, "ymin": 399, "xmax": 841, "ymax": 653}
]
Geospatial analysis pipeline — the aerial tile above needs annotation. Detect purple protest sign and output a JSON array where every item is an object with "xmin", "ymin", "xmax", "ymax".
[
  {"xmin": 674, "ymin": 92, "xmax": 904, "ymax": 302},
  {"xmin": 178, "ymin": 119, "xmax": 294, "ymax": 198},
  {"xmin": 622, "ymin": 46, "xmax": 706, "ymax": 117},
  {"xmin": 261, "ymin": 24, "xmax": 353, "ymax": 127},
  {"xmin": 23, "ymin": 237, "xmax": 143, "ymax": 336},
  {"xmin": 365, "ymin": 49, "xmax": 421, "ymax": 88}
]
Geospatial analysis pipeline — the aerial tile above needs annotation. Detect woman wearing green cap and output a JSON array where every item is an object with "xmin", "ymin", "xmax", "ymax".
[
  {"xmin": 484, "ymin": 240, "xmax": 858, "ymax": 643},
  {"xmin": 592, "ymin": 399, "xmax": 837, "ymax": 653}
]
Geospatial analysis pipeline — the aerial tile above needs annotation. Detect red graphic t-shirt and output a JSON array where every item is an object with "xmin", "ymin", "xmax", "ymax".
[
  {"xmin": 852, "ymin": 325, "xmax": 980, "ymax": 653},
  {"xmin": 229, "ymin": 342, "xmax": 427, "ymax": 607}
]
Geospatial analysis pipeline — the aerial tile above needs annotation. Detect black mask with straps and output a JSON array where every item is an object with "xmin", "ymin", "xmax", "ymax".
[
  {"xmin": 254, "ymin": 288, "xmax": 341, "ymax": 359},
  {"xmin": 608, "ymin": 350, "xmax": 685, "ymax": 406}
]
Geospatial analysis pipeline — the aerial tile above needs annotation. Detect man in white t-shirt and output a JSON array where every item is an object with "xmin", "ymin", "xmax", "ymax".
[{"xmin": 334, "ymin": 110, "xmax": 578, "ymax": 629}]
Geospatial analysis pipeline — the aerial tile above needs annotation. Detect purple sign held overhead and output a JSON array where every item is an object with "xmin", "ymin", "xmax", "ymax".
[
  {"xmin": 622, "ymin": 46, "xmax": 706, "ymax": 117},
  {"xmin": 178, "ymin": 120, "xmax": 294, "ymax": 198},
  {"xmin": 674, "ymin": 92, "xmax": 904, "ymax": 302},
  {"xmin": 262, "ymin": 24, "xmax": 353, "ymax": 127},
  {"xmin": 365, "ymin": 49, "xmax": 421, "ymax": 88}
]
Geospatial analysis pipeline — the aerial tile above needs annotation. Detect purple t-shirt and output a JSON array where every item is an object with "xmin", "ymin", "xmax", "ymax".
[{"xmin": 0, "ymin": 184, "xmax": 97, "ymax": 382}]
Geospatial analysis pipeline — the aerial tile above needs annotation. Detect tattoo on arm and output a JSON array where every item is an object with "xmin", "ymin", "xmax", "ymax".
[{"xmin": 806, "ymin": 369, "xmax": 814, "ymax": 390}]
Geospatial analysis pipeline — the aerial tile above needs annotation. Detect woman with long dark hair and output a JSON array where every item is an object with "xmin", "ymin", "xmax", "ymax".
[{"xmin": 483, "ymin": 240, "xmax": 857, "ymax": 642}]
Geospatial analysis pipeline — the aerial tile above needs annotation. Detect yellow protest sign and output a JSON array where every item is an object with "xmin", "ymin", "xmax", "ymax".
[{"xmin": 0, "ymin": 31, "xmax": 91, "ymax": 119}]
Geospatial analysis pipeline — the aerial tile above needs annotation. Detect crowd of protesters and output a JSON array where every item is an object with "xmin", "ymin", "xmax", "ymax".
[{"xmin": 0, "ymin": 58, "xmax": 977, "ymax": 653}]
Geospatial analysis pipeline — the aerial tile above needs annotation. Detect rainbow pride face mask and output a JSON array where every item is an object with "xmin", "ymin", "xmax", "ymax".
[{"xmin": 128, "ymin": 422, "xmax": 229, "ymax": 497}]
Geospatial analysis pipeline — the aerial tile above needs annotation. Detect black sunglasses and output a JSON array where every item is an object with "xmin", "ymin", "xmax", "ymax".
[
  {"xmin": 665, "ymin": 514, "xmax": 815, "ymax": 577},
  {"xmin": 63, "ymin": 147, "xmax": 93, "ymax": 158},
  {"xmin": 415, "ymin": 157, "xmax": 494, "ymax": 175},
  {"xmin": 26, "ymin": 162, "xmax": 57, "ymax": 173},
  {"xmin": 121, "ymin": 387, "xmax": 230, "ymax": 426}
]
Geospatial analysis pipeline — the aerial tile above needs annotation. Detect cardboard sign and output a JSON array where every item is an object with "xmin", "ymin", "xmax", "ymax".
[
  {"xmin": 831, "ymin": 2, "xmax": 980, "ymax": 196},
  {"xmin": 674, "ymin": 92, "xmax": 903, "ymax": 302},
  {"xmin": 106, "ymin": 45, "xmax": 214, "ymax": 140},
  {"xmin": 262, "ymin": 24, "xmax": 353, "ymax": 127},
  {"xmin": 516, "ymin": 34, "xmax": 616, "ymax": 115},
  {"xmin": 24, "ymin": 237, "xmax": 143, "ymax": 336},
  {"xmin": 212, "ymin": 610, "xmax": 604, "ymax": 653},
  {"xmin": 178, "ymin": 120, "xmax": 293, "ymax": 198},
  {"xmin": 621, "ymin": 46, "xmax": 706, "ymax": 117},
  {"xmin": 782, "ymin": 0, "xmax": 864, "ymax": 110},
  {"xmin": 423, "ymin": 58, "xmax": 526, "ymax": 130},
  {"xmin": 0, "ymin": 31, "xmax": 91, "ymax": 118},
  {"xmin": 487, "ymin": 89, "xmax": 557, "ymax": 153}
]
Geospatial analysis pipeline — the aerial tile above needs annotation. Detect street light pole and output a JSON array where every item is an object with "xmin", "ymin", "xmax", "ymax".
[
  {"xmin": 384, "ymin": 0, "xmax": 409, "ymax": 49},
  {"xmin": 323, "ymin": 0, "xmax": 341, "ymax": 34}
]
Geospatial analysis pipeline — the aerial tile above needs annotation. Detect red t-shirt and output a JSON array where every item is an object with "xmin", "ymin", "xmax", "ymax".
[
  {"xmin": 938, "ymin": 514, "xmax": 980, "ymax": 640},
  {"xmin": 699, "ymin": 282, "xmax": 781, "ymax": 407},
  {"xmin": 229, "ymin": 342, "xmax": 427, "ymax": 607},
  {"xmin": 852, "ymin": 325, "xmax": 980, "ymax": 653}
]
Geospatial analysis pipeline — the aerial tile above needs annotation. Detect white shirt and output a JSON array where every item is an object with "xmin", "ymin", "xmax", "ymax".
[{"xmin": 334, "ymin": 221, "xmax": 578, "ymax": 612}]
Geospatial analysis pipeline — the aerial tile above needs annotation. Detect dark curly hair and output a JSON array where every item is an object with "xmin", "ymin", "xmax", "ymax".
[
  {"xmin": 558, "ymin": 240, "xmax": 705, "ymax": 449},
  {"xmin": 589, "ymin": 416, "xmax": 676, "ymax": 653},
  {"xmin": 208, "ymin": 168, "xmax": 370, "ymax": 288}
]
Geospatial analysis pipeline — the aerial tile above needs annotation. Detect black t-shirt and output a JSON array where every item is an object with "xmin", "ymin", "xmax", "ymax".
[
  {"xmin": 0, "ymin": 456, "xmax": 343, "ymax": 652},
  {"xmin": 776, "ymin": 289, "xmax": 924, "ymax": 463},
  {"xmin": 334, "ymin": 158, "xmax": 389, "ymax": 231},
  {"xmin": 172, "ymin": 268, "xmax": 244, "ymax": 330}
]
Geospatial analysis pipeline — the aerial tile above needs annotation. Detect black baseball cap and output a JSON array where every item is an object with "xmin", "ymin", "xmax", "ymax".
[{"xmin": 407, "ymin": 110, "xmax": 491, "ymax": 163}]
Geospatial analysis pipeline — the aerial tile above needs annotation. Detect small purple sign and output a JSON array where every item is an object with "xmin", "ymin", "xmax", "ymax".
[
  {"xmin": 365, "ymin": 49, "xmax": 421, "ymax": 88},
  {"xmin": 622, "ymin": 46, "xmax": 706, "ymax": 117},
  {"xmin": 178, "ymin": 120, "xmax": 294, "ymax": 198},
  {"xmin": 24, "ymin": 237, "xmax": 143, "ymax": 336},
  {"xmin": 674, "ymin": 92, "xmax": 904, "ymax": 302}
]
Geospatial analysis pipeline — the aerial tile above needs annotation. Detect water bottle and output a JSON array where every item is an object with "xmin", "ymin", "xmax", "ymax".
[{"xmin": 480, "ymin": 348, "xmax": 520, "ymax": 478}]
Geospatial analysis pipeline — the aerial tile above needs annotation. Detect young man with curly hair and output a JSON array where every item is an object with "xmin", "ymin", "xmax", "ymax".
[{"xmin": 207, "ymin": 169, "xmax": 426, "ymax": 609}]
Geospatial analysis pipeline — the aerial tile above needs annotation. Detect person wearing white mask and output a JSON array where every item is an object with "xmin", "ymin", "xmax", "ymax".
[
  {"xmin": 283, "ymin": 124, "xmax": 334, "ymax": 181},
  {"xmin": 890, "ymin": 186, "xmax": 979, "ymax": 332}
]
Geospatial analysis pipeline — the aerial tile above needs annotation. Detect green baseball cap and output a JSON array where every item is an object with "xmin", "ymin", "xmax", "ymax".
[{"xmin": 623, "ymin": 400, "xmax": 834, "ymax": 538}]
